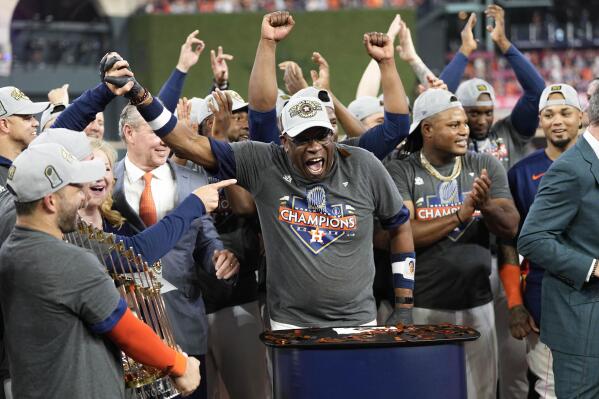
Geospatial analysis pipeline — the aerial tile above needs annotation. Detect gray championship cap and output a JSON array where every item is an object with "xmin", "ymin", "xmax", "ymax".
[
  {"xmin": 199, "ymin": 90, "xmax": 249, "ymax": 125},
  {"xmin": 0, "ymin": 86, "xmax": 49, "ymax": 117},
  {"xmin": 276, "ymin": 89, "xmax": 291, "ymax": 118},
  {"xmin": 410, "ymin": 89, "xmax": 463, "ymax": 133},
  {"xmin": 39, "ymin": 104, "xmax": 66, "ymax": 130},
  {"xmin": 538, "ymin": 83, "xmax": 581, "ymax": 112},
  {"xmin": 189, "ymin": 97, "xmax": 209, "ymax": 125},
  {"xmin": 32, "ymin": 128, "xmax": 93, "ymax": 161},
  {"xmin": 7, "ymin": 143, "xmax": 104, "ymax": 202},
  {"xmin": 348, "ymin": 96, "xmax": 384, "ymax": 121},
  {"xmin": 281, "ymin": 96, "xmax": 333, "ymax": 138},
  {"xmin": 455, "ymin": 78, "xmax": 496, "ymax": 107}
]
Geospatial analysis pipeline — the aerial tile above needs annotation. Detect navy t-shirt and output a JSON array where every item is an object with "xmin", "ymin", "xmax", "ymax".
[{"xmin": 507, "ymin": 148, "xmax": 553, "ymax": 326}]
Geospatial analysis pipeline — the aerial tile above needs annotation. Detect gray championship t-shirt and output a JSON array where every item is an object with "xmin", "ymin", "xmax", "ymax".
[
  {"xmin": 470, "ymin": 116, "xmax": 534, "ymax": 170},
  {"xmin": 0, "ymin": 165, "xmax": 9, "ymax": 189},
  {"xmin": 386, "ymin": 151, "xmax": 512, "ymax": 310},
  {"xmin": 0, "ymin": 188, "xmax": 15, "ymax": 386},
  {"xmin": 0, "ymin": 227, "xmax": 124, "ymax": 399},
  {"xmin": 231, "ymin": 142, "xmax": 403, "ymax": 327}
]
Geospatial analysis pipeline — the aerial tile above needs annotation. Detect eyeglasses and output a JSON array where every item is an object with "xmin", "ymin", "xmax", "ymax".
[{"xmin": 290, "ymin": 130, "xmax": 333, "ymax": 145}]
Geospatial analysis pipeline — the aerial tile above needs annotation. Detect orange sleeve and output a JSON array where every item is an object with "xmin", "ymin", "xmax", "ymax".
[
  {"xmin": 106, "ymin": 308, "xmax": 187, "ymax": 377},
  {"xmin": 499, "ymin": 263, "xmax": 523, "ymax": 309}
]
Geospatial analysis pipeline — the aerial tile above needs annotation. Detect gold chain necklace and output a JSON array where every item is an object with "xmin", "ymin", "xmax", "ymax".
[{"xmin": 419, "ymin": 151, "xmax": 462, "ymax": 182}]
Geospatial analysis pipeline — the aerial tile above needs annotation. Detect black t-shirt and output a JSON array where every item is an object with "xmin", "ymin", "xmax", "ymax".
[{"xmin": 386, "ymin": 151, "xmax": 512, "ymax": 310}]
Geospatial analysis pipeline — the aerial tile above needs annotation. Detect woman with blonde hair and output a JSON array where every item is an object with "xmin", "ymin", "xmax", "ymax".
[{"xmin": 78, "ymin": 139, "xmax": 234, "ymax": 266}]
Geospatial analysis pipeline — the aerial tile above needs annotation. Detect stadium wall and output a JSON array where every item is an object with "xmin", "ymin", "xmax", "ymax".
[{"xmin": 128, "ymin": 9, "xmax": 417, "ymax": 105}]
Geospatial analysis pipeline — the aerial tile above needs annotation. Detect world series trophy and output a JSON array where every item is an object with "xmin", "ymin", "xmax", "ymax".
[{"xmin": 64, "ymin": 222, "xmax": 179, "ymax": 398}]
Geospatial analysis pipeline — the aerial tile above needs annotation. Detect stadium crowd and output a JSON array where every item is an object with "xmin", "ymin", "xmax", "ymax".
[
  {"xmin": 2, "ymin": 4, "xmax": 599, "ymax": 399},
  {"xmin": 142, "ymin": 0, "xmax": 424, "ymax": 13}
]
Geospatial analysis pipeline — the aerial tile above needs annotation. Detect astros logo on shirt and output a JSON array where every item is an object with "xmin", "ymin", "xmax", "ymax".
[
  {"xmin": 278, "ymin": 185, "xmax": 357, "ymax": 254},
  {"xmin": 415, "ymin": 180, "xmax": 480, "ymax": 241}
]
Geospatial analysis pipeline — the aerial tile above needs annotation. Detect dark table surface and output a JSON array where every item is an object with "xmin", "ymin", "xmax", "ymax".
[{"xmin": 261, "ymin": 323, "xmax": 480, "ymax": 349}]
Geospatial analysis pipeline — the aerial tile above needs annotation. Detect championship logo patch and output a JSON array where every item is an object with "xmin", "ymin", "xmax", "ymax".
[
  {"xmin": 206, "ymin": 96, "xmax": 216, "ymax": 109},
  {"xmin": 288, "ymin": 100, "xmax": 322, "ymax": 119},
  {"xmin": 476, "ymin": 84, "xmax": 488, "ymax": 92},
  {"xmin": 10, "ymin": 88, "xmax": 29, "ymax": 101},
  {"xmin": 44, "ymin": 165, "xmax": 64, "ymax": 188},
  {"xmin": 438, "ymin": 180, "xmax": 459, "ymax": 205},
  {"xmin": 60, "ymin": 148, "xmax": 76, "ymax": 163},
  {"xmin": 278, "ymin": 185, "xmax": 358, "ymax": 254},
  {"xmin": 415, "ymin": 180, "xmax": 481, "ymax": 241},
  {"xmin": 226, "ymin": 90, "xmax": 245, "ymax": 104},
  {"xmin": 551, "ymin": 85, "xmax": 562, "ymax": 91},
  {"xmin": 7, "ymin": 165, "xmax": 15, "ymax": 181}
]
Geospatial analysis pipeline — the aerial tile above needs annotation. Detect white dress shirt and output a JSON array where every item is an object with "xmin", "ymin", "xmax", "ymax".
[
  {"xmin": 583, "ymin": 130, "xmax": 599, "ymax": 282},
  {"xmin": 123, "ymin": 156, "xmax": 177, "ymax": 223}
]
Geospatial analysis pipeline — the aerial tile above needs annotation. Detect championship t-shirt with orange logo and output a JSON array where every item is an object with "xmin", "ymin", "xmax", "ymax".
[
  {"xmin": 213, "ymin": 140, "xmax": 405, "ymax": 327},
  {"xmin": 386, "ymin": 151, "xmax": 512, "ymax": 310}
]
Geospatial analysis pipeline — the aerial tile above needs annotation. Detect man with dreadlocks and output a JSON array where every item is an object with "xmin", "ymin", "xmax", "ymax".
[{"xmin": 385, "ymin": 88, "xmax": 519, "ymax": 399}]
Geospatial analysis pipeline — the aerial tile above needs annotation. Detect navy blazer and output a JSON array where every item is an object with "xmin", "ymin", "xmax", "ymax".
[
  {"xmin": 112, "ymin": 157, "xmax": 223, "ymax": 355},
  {"xmin": 519, "ymin": 135, "xmax": 599, "ymax": 356}
]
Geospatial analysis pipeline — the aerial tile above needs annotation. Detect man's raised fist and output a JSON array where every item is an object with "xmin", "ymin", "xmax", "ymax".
[
  {"xmin": 99, "ymin": 52, "xmax": 145, "ymax": 102},
  {"xmin": 261, "ymin": 11, "xmax": 295, "ymax": 42},
  {"xmin": 363, "ymin": 32, "xmax": 394, "ymax": 63}
]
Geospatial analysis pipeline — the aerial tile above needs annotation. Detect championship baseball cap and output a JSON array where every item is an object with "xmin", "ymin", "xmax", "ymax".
[
  {"xmin": 7, "ymin": 143, "xmax": 105, "ymax": 202},
  {"xmin": 189, "ymin": 97, "xmax": 210, "ymax": 125},
  {"xmin": 39, "ymin": 105, "xmax": 64, "ymax": 130},
  {"xmin": 292, "ymin": 87, "xmax": 334, "ymax": 110},
  {"xmin": 32, "ymin": 128, "xmax": 93, "ymax": 161},
  {"xmin": 539, "ymin": 83, "xmax": 581, "ymax": 112},
  {"xmin": 281, "ymin": 96, "xmax": 333, "ymax": 138},
  {"xmin": 0, "ymin": 86, "xmax": 49, "ymax": 118},
  {"xmin": 205, "ymin": 90, "xmax": 248, "ymax": 113},
  {"xmin": 227, "ymin": 90, "xmax": 249, "ymax": 112},
  {"xmin": 348, "ymin": 96, "xmax": 384, "ymax": 121},
  {"xmin": 377, "ymin": 93, "xmax": 411, "ymax": 107},
  {"xmin": 409, "ymin": 89, "xmax": 463, "ymax": 134},
  {"xmin": 276, "ymin": 89, "xmax": 291, "ymax": 118},
  {"xmin": 455, "ymin": 78, "xmax": 496, "ymax": 107}
]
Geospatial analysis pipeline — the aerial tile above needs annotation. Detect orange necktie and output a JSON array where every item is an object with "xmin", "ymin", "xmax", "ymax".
[{"xmin": 139, "ymin": 172, "xmax": 157, "ymax": 226}]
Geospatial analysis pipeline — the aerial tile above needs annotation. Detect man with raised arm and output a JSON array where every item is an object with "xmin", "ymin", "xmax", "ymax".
[
  {"xmin": 105, "ymin": 13, "xmax": 416, "ymax": 329},
  {"xmin": 441, "ymin": 5, "xmax": 545, "ymax": 169},
  {"xmin": 439, "ymin": 8, "xmax": 545, "ymax": 397},
  {"xmin": 246, "ymin": 11, "xmax": 410, "ymax": 161}
]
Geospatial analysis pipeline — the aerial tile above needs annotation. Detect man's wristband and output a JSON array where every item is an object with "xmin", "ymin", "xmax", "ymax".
[
  {"xmin": 499, "ymin": 263, "xmax": 523, "ymax": 309},
  {"xmin": 395, "ymin": 296, "xmax": 414, "ymax": 305},
  {"xmin": 213, "ymin": 79, "xmax": 229, "ymax": 90},
  {"xmin": 455, "ymin": 211, "xmax": 464, "ymax": 225},
  {"xmin": 136, "ymin": 96, "xmax": 177, "ymax": 138},
  {"xmin": 391, "ymin": 252, "xmax": 416, "ymax": 290},
  {"xmin": 130, "ymin": 88, "xmax": 149, "ymax": 106}
]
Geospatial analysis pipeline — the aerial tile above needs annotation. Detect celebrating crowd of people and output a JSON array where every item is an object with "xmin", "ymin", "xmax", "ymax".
[{"xmin": 1, "ymin": 4, "xmax": 599, "ymax": 399}]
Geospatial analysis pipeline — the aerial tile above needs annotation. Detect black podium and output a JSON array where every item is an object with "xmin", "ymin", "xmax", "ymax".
[{"xmin": 261, "ymin": 324, "xmax": 480, "ymax": 399}]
